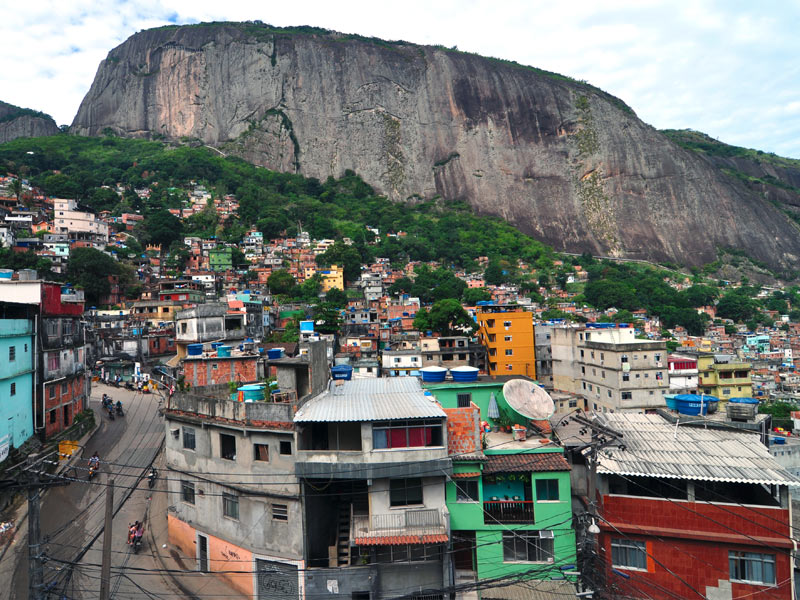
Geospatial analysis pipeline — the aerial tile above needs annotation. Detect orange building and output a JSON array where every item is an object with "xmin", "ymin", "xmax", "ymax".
[{"xmin": 476, "ymin": 305, "xmax": 536, "ymax": 379}]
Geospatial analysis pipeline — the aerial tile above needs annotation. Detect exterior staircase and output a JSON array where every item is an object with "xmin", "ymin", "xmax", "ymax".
[{"xmin": 336, "ymin": 503, "xmax": 352, "ymax": 566}]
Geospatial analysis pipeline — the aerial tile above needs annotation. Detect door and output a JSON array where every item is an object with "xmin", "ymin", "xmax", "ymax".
[
  {"xmin": 197, "ymin": 534, "xmax": 208, "ymax": 572},
  {"xmin": 452, "ymin": 530, "xmax": 476, "ymax": 571}
]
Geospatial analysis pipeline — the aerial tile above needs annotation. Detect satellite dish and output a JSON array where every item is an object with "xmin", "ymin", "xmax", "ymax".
[{"xmin": 502, "ymin": 379, "xmax": 555, "ymax": 420}]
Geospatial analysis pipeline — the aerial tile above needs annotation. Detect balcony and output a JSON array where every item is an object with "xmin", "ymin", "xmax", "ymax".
[
  {"xmin": 483, "ymin": 500, "xmax": 534, "ymax": 524},
  {"xmin": 351, "ymin": 508, "xmax": 448, "ymax": 545}
]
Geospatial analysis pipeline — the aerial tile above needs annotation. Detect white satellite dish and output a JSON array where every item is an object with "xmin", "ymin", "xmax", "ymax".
[{"xmin": 502, "ymin": 379, "xmax": 555, "ymax": 420}]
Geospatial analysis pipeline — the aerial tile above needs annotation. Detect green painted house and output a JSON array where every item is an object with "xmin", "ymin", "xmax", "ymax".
[
  {"xmin": 209, "ymin": 247, "xmax": 233, "ymax": 272},
  {"xmin": 426, "ymin": 379, "xmax": 577, "ymax": 584},
  {"xmin": 0, "ymin": 317, "xmax": 35, "ymax": 454}
]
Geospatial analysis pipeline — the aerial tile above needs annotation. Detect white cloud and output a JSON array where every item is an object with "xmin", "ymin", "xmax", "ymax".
[{"xmin": 1, "ymin": 0, "xmax": 799, "ymax": 157}]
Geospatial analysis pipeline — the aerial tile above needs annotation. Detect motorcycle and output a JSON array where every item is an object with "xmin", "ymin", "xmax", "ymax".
[
  {"xmin": 115, "ymin": 403, "xmax": 124, "ymax": 417},
  {"xmin": 133, "ymin": 534, "xmax": 143, "ymax": 554},
  {"xmin": 88, "ymin": 464, "xmax": 98, "ymax": 481},
  {"xmin": 125, "ymin": 381, "xmax": 135, "ymax": 391},
  {"xmin": 107, "ymin": 406, "xmax": 115, "ymax": 420},
  {"xmin": 147, "ymin": 467, "xmax": 158, "ymax": 489}
]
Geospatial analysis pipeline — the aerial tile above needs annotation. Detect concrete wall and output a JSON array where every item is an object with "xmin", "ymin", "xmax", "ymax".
[{"xmin": 369, "ymin": 476, "xmax": 447, "ymax": 515}]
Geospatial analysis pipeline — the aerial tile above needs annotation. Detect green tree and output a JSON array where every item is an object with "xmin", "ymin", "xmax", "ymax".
[
  {"xmin": 267, "ymin": 269, "xmax": 295, "ymax": 295},
  {"xmin": 484, "ymin": 260, "xmax": 507, "ymax": 286},
  {"xmin": 316, "ymin": 242, "xmax": 363, "ymax": 283},
  {"xmin": 413, "ymin": 299, "xmax": 476, "ymax": 336},
  {"xmin": 231, "ymin": 248, "xmax": 248, "ymax": 269},
  {"xmin": 135, "ymin": 209, "xmax": 183, "ymax": 249},
  {"xmin": 9, "ymin": 178, "xmax": 22, "ymax": 204},
  {"xmin": 312, "ymin": 303, "xmax": 342, "ymax": 334},
  {"xmin": 716, "ymin": 291, "xmax": 758, "ymax": 323},
  {"xmin": 325, "ymin": 287, "xmax": 348, "ymax": 308},
  {"xmin": 66, "ymin": 248, "xmax": 120, "ymax": 305},
  {"xmin": 462, "ymin": 287, "xmax": 492, "ymax": 304},
  {"xmin": 682, "ymin": 285, "xmax": 718, "ymax": 308},
  {"xmin": 724, "ymin": 323, "xmax": 737, "ymax": 335}
]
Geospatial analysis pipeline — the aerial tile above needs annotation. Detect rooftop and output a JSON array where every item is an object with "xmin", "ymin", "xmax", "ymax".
[
  {"xmin": 294, "ymin": 378, "xmax": 446, "ymax": 423},
  {"xmin": 596, "ymin": 413, "xmax": 800, "ymax": 487}
]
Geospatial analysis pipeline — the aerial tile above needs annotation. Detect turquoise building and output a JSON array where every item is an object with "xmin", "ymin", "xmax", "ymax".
[
  {"xmin": 0, "ymin": 317, "xmax": 34, "ymax": 452},
  {"xmin": 425, "ymin": 380, "xmax": 577, "ymax": 583}
]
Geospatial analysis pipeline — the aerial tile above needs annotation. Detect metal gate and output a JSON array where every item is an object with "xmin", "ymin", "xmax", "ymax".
[{"xmin": 256, "ymin": 559, "xmax": 298, "ymax": 600}]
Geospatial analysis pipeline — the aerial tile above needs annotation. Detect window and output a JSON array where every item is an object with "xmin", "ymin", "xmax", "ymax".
[
  {"xmin": 621, "ymin": 355, "xmax": 628, "ymax": 363},
  {"xmin": 536, "ymin": 479, "xmax": 559, "ymax": 501},
  {"xmin": 601, "ymin": 353, "xmax": 605, "ymax": 360},
  {"xmin": 621, "ymin": 392, "xmax": 632, "ymax": 400},
  {"xmin": 254, "ymin": 444, "xmax": 269, "ymax": 462},
  {"xmin": 49, "ymin": 409, "xmax": 56, "ymax": 424},
  {"xmin": 655, "ymin": 354, "xmax": 661, "ymax": 362},
  {"xmin": 504, "ymin": 335, "xmax": 512, "ymax": 342},
  {"xmin": 503, "ymin": 321, "xmax": 512, "ymax": 328},
  {"xmin": 373, "ymin": 420, "xmax": 443, "ymax": 449},
  {"xmin": 569, "ymin": 399, "xmax": 578, "ymax": 408},
  {"xmin": 10, "ymin": 383, "xmax": 16, "ymax": 396},
  {"xmin": 61, "ymin": 382, "xmax": 68, "ymax": 394},
  {"xmin": 280, "ymin": 440, "xmax": 292, "ymax": 455},
  {"xmin": 272, "ymin": 503, "xmax": 288, "ymax": 521},
  {"xmin": 181, "ymin": 480, "xmax": 195, "ymax": 504},
  {"xmin": 502, "ymin": 531, "xmax": 554, "ymax": 563},
  {"xmin": 8, "ymin": 346, "xmax": 15, "ymax": 361},
  {"xmin": 182, "ymin": 427, "xmax": 196, "ymax": 450},
  {"xmin": 222, "ymin": 492, "xmax": 239, "ymax": 520},
  {"xmin": 612, "ymin": 539, "xmax": 647, "ymax": 570},
  {"xmin": 456, "ymin": 480, "xmax": 479, "ymax": 502},
  {"xmin": 48, "ymin": 354, "xmax": 60, "ymax": 371},
  {"xmin": 390, "ymin": 478, "xmax": 423, "ymax": 507},
  {"xmin": 506, "ymin": 364, "xmax": 513, "ymax": 371},
  {"xmin": 220, "ymin": 433, "xmax": 236, "ymax": 460},
  {"xmin": 622, "ymin": 373, "xmax": 629, "ymax": 382},
  {"xmin": 729, "ymin": 551, "xmax": 775, "ymax": 584},
  {"xmin": 49, "ymin": 386, "xmax": 56, "ymax": 399},
  {"xmin": 456, "ymin": 393, "xmax": 472, "ymax": 408},
  {"xmin": 505, "ymin": 349, "xmax": 513, "ymax": 356},
  {"xmin": 580, "ymin": 350, "xmax": 584, "ymax": 358}
]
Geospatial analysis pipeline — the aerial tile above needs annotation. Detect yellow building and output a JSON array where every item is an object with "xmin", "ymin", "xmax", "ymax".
[
  {"xmin": 476, "ymin": 306, "xmax": 536, "ymax": 379},
  {"xmin": 697, "ymin": 354, "xmax": 752, "ymax": 399},
  {"xmin": 318, "ymin": 264, "xmax": 344, "ymax": 292}
]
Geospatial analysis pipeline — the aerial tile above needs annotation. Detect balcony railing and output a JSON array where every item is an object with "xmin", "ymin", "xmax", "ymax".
[
  {"xmin": 351, "ymin": 508, "xmax": 447, "ymax": 543},
  {"xmin": 483, "ymin": 500, "xmax": 534, "ymax": 524}
]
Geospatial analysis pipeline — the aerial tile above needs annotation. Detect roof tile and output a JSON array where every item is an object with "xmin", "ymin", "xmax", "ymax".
[{"xmin": 484, "ymin": 453, "xmax": 570, "ymax": 474}]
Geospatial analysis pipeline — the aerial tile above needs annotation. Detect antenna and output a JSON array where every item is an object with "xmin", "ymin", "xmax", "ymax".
[{"xmin": 502, "ymin": 379, "xmax": 555, "ymax": 420}]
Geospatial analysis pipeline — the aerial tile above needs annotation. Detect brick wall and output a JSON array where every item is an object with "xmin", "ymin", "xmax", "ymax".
[
  {"xmin": 444, "ymin": 405, "xmax": 481, "ymax": 456},
  {"xmin": 183, "ymin": 357, "xmax": 258, "ymax": 388}
]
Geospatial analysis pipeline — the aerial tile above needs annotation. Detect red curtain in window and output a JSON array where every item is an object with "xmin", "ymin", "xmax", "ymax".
[
  {"xmin": 390, "ymin": 428, "xmax": 407, "ymax": 448},
  {"xmin": 408, "ymin": 427, "xmax": 425, "ymax": 447}
]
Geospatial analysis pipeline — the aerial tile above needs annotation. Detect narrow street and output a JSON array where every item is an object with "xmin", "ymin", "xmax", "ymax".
[{"xmin": 5, "ymin": 382, "xmax": 167, "ymax": 599}]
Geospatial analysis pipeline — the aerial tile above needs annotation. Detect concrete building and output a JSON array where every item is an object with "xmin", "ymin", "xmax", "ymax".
[
  {"xmin": 381, "ymin": 348, "xmax": 422, "ymax": 376},
  {"xmin": 0, "ymin": 308, "xmax": 35, "ymax": 453},
  {"xmin": 420, "ymin": 335, "xmax": 487, "ymax": 372},
  {"xmin": 52, "ymin": 198, "xmax": 109, "ymax": 246},
  {"xmin": 697, "ymin": 353, "xmax": 753, "ymax": 399},
  {"xmin": 535, "ymin": 324, "xmax": 554, "ymax": 388},
  {"xmin": 294, "ymin": 377, "xmax": 452, "ymax": 599},
  {"xmin": 175, "ymin": 303, "xmax": 246, "ymax": 358},
  {"xmin": 317, "ymin": 264, "xmax": 344, "ymax": 292},
  {"xmin": 476, "ymin": 305, "xmax": 536, "ymax": 379},
  {"xmin": 668, "ymin": 353, "xmax": 699, "ymax": 394},
  {"xmin": 551, "ymin": 324, "xmax": 668, "ymax": 412}
]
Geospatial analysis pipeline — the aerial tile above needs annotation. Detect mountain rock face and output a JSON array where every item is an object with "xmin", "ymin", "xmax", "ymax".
[
  {"xmin": 0, "ymin": 101, "xmax": 59, "ymax": 143},
  {"xmin": 72, "ymin": 23, "xmax": 800, "ymax": 269}
]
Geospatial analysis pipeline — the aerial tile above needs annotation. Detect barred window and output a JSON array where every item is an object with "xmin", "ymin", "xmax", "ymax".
[
  {"xmin": 502, "ymin": 531, "xmax": 554, "ymax": 563},
  {"xmin": 181, "ymin": 480, "xmax": 195, "ymax": 504},
  {"xmin": 222, "ymin": 492, "xmax": 239, "ymax": 520}
]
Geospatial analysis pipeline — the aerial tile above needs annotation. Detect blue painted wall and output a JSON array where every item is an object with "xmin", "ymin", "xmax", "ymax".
[{"xmin": 0, "ymin": 319, "xmax": 34, "ymax": 448}]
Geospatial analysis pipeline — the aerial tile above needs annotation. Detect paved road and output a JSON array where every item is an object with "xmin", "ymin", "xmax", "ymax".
[{"xmin": 8, "ymin": 382, "xmax": 166, "ymax": 599}]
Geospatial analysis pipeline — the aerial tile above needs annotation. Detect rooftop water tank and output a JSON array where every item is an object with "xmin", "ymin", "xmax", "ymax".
[
  {"xmin": 211, "ymin": 342, "xmax": 223, "ymax": 350},
  {"xmin": 267, "ymin": 348, "xmax": 283, "ymax": 359},
  {"xmin": 237, "ymin": 383, "xmax": 265, "ymax": 402},
  {"xmin": 187, "ymin": 343, "xmax": 203, "ymax": 356},
  {"xmin": 217, "ymin": 345, "xmax": 232, "ymax": 358},
  {"xmin": 726, "ymin": 398, "xmax": 759, "ymax": 421},
  {"xmin": 451, "ymin": 366, "xmax": 479, "ymax": 382},
  {"xmin": 420, "ymin": 366, "xmax": 447, "ymax": 383},
  {"xmin": 331, "ymin": 365, "xmax": 353, "ymax": 381},
  {"xmin": 0, "ymin": 269, "xmax": 12, "ymax": 279},
  {"xmin": 672, "ymin": 394, "xmax": 718, "ymax": 416}
]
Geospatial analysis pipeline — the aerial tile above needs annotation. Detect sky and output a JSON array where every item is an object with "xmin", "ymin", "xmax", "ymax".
[{"xmin": 2, "ymin": 0, "xmax": 799, "ymax": 157}]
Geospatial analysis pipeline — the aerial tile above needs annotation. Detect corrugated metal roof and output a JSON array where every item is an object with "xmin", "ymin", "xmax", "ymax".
[
  {"xmin": 596, "ymin": 413, "xmax": 800, "ymax": 486},
  {"xmin": 294, "ymin": 378, "xmax": 446, "ymax": 422}
]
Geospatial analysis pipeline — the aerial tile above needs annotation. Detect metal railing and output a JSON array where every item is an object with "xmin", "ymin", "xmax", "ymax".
[
  {"xmin": 351, "ymin": 508, "xmax": 445, "ymax": 540},
  {"xmin": 483, "ymin": 500, "xmax": 534, "ymax": 524}
]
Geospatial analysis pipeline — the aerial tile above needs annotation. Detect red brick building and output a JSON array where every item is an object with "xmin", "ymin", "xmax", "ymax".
[
  {"xmin": 595, "ymin": 413, "xmax": 795, "ymax": 599},
  {"xmin": 182, "ymin": 352, "xmax": 259, "ymax": 387}
]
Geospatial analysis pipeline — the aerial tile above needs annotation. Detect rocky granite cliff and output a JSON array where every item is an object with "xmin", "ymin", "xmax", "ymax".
[
  {"xmin": 71, "ymin": 23, "xmax": 800, "ymax": 269},
  {"xmin": 0, "ymin": 101, "xmax": 59, "ymax": 143}
]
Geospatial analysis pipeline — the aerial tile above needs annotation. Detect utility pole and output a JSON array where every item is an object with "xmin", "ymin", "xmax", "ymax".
[
  {"xmin": 27, "ymin": 454, "xmax": 43, "ymax": 600},
  {"xmin": 570, "ymin": 414, "xmax": 624, "ymax": 600},
  {"xmin": 99, "ymin": 479, "xmax": 115, "ymax": 600}
]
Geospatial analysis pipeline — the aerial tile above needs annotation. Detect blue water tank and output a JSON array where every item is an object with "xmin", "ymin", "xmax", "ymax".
[
  {"xmin": 187, "ymin": 343, "xmax": 203, "ymax": 356},
  {"xmin": 729, "ymin": 397, "xmax": 759, "ymax": 404},
  {"xmin": 218, "ymin": 345, "xmax": 232, "ymax": 358},
  {"xmin": 774, "ymin": 437, "xmax": 786, "ymax": 445},
  {"xmin": 420, "ymin": 366, "xmax": 447, "ymax": 383},
  {"xmin": 331, "ymin": 365, "xmax": 353, "ymax": 380},
  {"xmin": 211, "ymin": 342, "xmax": 223, "ymax": 350},
  {"xmin": 451, "ymin": 366, "xmax": 479, "ymax": 382},
  {"xmin": 267, "ymin": 348, "xmax": 283, "ymax": 359},
  {"xmin": 673, "ymin": 394, "xmax": 719, "ymax": 416}
]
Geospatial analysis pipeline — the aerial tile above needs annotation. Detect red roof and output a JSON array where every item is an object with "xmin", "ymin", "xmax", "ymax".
[
  {"xmin": 355, "ymin": 534, "xmax": 449, "ymax": 546},
  {"xmin": 452, "ymin": 472, "xmax": 481, "ymax": 479},
  {"xmin": 483, "ymin": 453, "xmax": 570, "ymax": 474}
]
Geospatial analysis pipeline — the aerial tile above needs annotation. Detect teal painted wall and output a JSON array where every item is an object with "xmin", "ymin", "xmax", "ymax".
[{"xmin": 0, "ymin": 319, "xmax": 34, "ymax": 448}]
